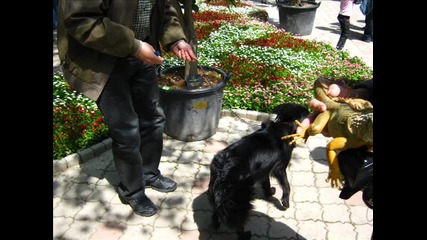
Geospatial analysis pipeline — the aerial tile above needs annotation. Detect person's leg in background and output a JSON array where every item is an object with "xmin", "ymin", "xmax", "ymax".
[
  {"xmin": 53, "ymin": 0, "xmax": 58, "ymax": 43},
  {"xmin": 53, "ymin": 0, "xmax": 58, "ymax": 30},
  {"xmin": 361, "ymin": 9, "xmax": 373, "ymax": 42},
  {"xmin": 336, "ymin": 14, "xmax": 350, "ymax": 50}
]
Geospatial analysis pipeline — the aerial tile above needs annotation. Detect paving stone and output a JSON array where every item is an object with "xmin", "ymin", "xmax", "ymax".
[
  {"xmin": 151, "ymin": 227, "xmax": 182, "ymax": 240},
  {"xmin": 326, "ymin": 222, "xmax": 357, "ymax": 240},
  {"xmin": 180, "ymin": 230, "xmax": 200, "ymax": 240},
  {"xmin": 294, "ymin": 201, "xmax": 324, "ymax": 221},
  {"xmin": 53, "ymin": 198, "xmax": 85, "ymax": 218},
  {"xmin": 203, "ymin": 141, "xmax": 227, "ymax": 153},
  {"xmin": 53, "ymin": 159, "xmax": 68, "ymax": 174},
  {"xmin": 89, "ymin": 222, "xmax": 124, "ymax": 240},
  {"xmin": 61, "ymin": 219, "xmax": 99, "ymax": 240},
  {"xmin": 180, "ymin": 211, "xmax": 199, "ymax": 231},
  {"xmin": 289, "ymin": 157, "xmax": 314, "ymax": 172},
  {"xmin": 290, "ymin": 171, "xmax": 316, "ymax": 187},
  {"xmin": 178, "ymin": 151, "xmax": 203, "ymax": 164},
  {"xmin": 318, "ymin": 187, "xmax": 346, "ymax": 205},
  {"xmin": 354, "ymin": 224, "xmax": 374, "ymax": 240},
  {"xmin": 293, "ymin": 186, "xmax": 319, "ymax": 202},
  {"xmin": 119, "ymin": 224, "xmax": 153, "ymax": 239},
  {"xmin": 297, "ymin": 220, "xmax": 327, "ymax": 240},
  {"xmin": 53, "ymin": 216, "xmax": 73, "ymax": 237},
  {"xmin": 322, "ymin": 204, "xmax": 351, "ymax": 223},
  {"xmin": 74, "ymin": 201, "xmax": 110, "ymax": 221},
  {"xmin": 182, "ymin": 141, "xmax": 207, "ymax": 151},
  {"xmin": 348, "ymin": 205, "xmax": 373, "ymax": 225}
]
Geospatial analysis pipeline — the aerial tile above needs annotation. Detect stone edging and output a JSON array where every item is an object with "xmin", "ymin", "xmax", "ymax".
[{"xmin": 53, "ymin": 109, "xmax": 277, "ymax": 175}]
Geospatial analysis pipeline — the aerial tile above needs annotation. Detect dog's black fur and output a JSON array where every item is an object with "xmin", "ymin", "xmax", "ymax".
[{"xmin": 207, "ymin": 103, "xmax": 309, "ymax": 240}]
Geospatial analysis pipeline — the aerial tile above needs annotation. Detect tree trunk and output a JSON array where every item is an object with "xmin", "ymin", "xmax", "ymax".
[
  {"xmin": 183, "ymin": 0, "xmax": 199, "ymax": 77},
  {"xmin": 169, "ymin": 0, "xmax": 199, "ymax": 79}
]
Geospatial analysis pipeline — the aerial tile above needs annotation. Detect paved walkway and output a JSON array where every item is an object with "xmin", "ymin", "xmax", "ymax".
[
  {"xmin": 54, "ymin": 111, "xmax": 373, "ymax": 240},
  {"xmin": 53, "ymin": 1, "xmax": 373, "ymax": 239}
]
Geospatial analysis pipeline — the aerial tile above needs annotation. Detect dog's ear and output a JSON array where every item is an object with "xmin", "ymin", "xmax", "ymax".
[
  {"xmin": 274, "ymin": 103, "xmax": 309, "ymax": 122},
  {"xmin": 261, "ymin": 120, "xmax": 274, "ymax": 129}
]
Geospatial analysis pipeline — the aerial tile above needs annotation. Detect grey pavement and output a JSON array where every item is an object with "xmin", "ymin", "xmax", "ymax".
[{"xmin": 53, "ymin": 1, "xmax": 373, "ymax": 239}]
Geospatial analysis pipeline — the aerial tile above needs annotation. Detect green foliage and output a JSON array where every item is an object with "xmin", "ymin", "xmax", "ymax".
[
  {"xmin": 53, "ymin": 73, "xmax": 109, "ymax": 160},
  {"xmin": 164, "ymin": 10, "xmax": 372, "ymax": 112},
  {"xmin": 53, "ymin": 0, "xmax": 372, "ymax": 159}
]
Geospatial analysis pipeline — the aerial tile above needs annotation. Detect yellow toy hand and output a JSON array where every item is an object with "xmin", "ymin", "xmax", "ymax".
[
  {"xmin": 281, "ymin": 120, "xmax": 309, "ymax": 145},
  {"xmin": 326, "ymin": 168, "xmax": 344, "ymax": 190}
]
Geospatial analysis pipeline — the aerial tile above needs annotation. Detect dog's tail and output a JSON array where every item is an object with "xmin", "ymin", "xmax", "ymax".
[{"xmin": 211, "ymin": 179, "xmax": 254, "ymax": 229}]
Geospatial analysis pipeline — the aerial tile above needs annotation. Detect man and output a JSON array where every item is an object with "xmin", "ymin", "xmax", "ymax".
[{"xmin": 57, "ymin": 0, "xmax": 197, "ymax": 217}]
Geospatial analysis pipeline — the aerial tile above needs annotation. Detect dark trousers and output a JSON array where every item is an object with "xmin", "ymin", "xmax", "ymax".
[
  {"xmin": 336, "ymin": 14, "xmax": 350, "ymax": 49},
  {"xmin": 363, "ymin": 9, "xmax": 373, "ymax": 38},
  {"xmin": 97, "ymin": 57, "xmax": 165, "ymax": 195}
]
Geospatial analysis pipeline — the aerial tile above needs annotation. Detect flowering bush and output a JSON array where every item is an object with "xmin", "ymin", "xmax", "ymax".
[
  {"xmin": 53, "ymin": 73, "xmax": 109, "ymax": 160},
  {"xmin": 53, "ymin": 0, "xmax": 372, "ymax": 159},
  {"xmin": 162, "ymin": 0, "xmax": 372, "ymax": 112}
]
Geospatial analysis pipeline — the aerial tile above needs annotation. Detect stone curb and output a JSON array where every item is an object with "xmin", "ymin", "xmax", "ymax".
[
  {"xmin": 53, "ymin": 138, "xmax": 112, "ymax": 175},
  {"xmin": 53, "ymin": 110, "xmax": 276, "ymax": 175}
]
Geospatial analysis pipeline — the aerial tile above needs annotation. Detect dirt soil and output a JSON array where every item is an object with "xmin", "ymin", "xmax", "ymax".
[{"xmin": 158, "ymin": 67, "xmax": 224, "ymax": 90}]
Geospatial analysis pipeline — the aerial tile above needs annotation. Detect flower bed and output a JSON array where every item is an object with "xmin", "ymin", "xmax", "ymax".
[{"xmin": 53, "ymin": 0, "xmax": 372, "ymax": 160}]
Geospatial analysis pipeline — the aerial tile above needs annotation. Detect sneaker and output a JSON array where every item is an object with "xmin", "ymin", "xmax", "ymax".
[
  {"xmin": 118, "ymin": 186, "xmax": 157, "ymax": 217},
  {"xmin": 339, "ymin": 184, "xmax": 359, "ymax": 200},
  {"xmin": 145, "ymin": 175, "xmax": 177, "ymax": 193}
]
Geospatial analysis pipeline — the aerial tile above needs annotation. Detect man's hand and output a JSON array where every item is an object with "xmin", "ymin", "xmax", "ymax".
[
  {"xmin": 297, "ymin": 83, "xmax": 346, "ymax": 136},
  {"xmin": 171, "ymin": 40, "xmax": 198, "ymax": 62},
  {"xmin": 134, "ymin": 40, "xmax": 198, "ymax": 64},
  {"xmin": 135, "ymin": 41, "xmax": 165, "ymax": 65},
  {"xmin": 297, "ymin": 82, "xmax": 369, "ymax": 136}
]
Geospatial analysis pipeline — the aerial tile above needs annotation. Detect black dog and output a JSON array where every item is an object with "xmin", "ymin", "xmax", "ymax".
[{"xmin": 207, "ymin": 103, "xmax": 309, "ymax": 240}]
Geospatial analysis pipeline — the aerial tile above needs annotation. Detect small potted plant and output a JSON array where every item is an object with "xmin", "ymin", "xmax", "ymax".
[
  {"xmin": 157, "ymin": 0, "xmax": 234, "ymax": 142},
  {"xmin": 275, "ymin": 0, "xmax": 321, "ymax": 36}
]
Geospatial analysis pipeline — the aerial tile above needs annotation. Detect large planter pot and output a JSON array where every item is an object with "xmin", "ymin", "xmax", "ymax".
[
  {"xmin": 158, "ymin": 66, "xmax": 232, "ymax": 142},
  {"xmin": 276, "ymin": 1, "xmax": 321, "ymax": 36}
]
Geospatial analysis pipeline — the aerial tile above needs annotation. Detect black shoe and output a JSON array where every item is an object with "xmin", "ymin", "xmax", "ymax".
[
  {"xmin": 362, "ymin": 179, "xmax": 373, "ymax": 209},
  {"xmin": 118, "ymin": 187, "xmax": 157, "ymax": 217},
  {"xmin": 336, "ymin": 36, "xmax": 347, "ymax": 51},
  {"xmin": 361, "ymin": 35, "xmax": 373, "ymax": 43},
  {"xmin": 339, "ymin": 184, "xmax": 358, "ymax": 200},
  {"xmin": 145, "ymin": 175, "xmax": 177, "ymax": 193}
]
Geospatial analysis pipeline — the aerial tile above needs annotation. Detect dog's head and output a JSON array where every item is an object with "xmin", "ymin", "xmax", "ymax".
[
  {"xmin": 274, "ymin": 103, "xmax": 309, "ymax": 123},
  {"xmin": 273, "ymin": 103, "xmax": 309, "ymax": 133}
]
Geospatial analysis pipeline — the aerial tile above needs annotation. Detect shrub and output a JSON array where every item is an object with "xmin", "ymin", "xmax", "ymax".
[{"xmin": 53, "ymin": 73, "xmax": 109, "ymax": 160}]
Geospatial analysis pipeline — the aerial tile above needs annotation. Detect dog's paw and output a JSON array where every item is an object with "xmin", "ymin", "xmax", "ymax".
[{"xmin": 281, "ymin": 199, "xmax": 290, "ymax": 210}]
